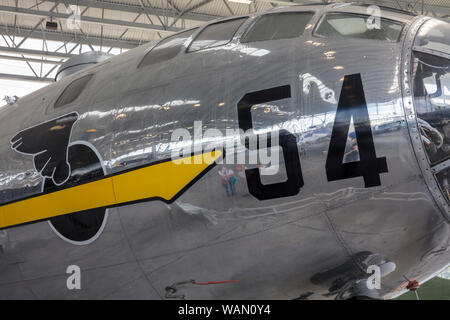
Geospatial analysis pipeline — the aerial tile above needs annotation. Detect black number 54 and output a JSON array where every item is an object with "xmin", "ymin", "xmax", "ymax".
[{"xmin": 237, "ymin": 73, "xmax": 388, "ymax": 200}]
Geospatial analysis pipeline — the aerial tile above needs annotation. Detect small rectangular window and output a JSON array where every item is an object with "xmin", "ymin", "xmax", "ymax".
[
  {"xmin": 187, "ymin": 18, "xmax": 247, "ymax": 52},
  {"xmin": 242, "ymin": 12, "xmax": 314, "ymax": 43},
  {"xmin": 54, "ymin": 74, "xmax": 93, "ymax": 109},
  {"xmin": 138, "ymin": 28, "xmax": 198, "ymax": 68},
  {"xmin": 315, "ymin": 13, "xmax": 404, "ymax": 42}
]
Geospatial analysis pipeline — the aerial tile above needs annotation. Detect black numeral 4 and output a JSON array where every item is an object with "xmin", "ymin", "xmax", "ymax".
[{"xmin": 325, "ymin": 74, "xmax": 388, "ymax": 188}]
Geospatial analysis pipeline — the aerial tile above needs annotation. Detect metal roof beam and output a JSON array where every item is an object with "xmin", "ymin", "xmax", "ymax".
[
  {"xmin": 367, "ymin": 0, "xmax": 450, "ymax": 17},
  {"xmin": 0, "ymin": 73, "xmax": 53, "ymax": 83},
  {"xmin": 42, "ymin": 0, "xmax": 221, "ymax": 23},
  {"xmin": 0, "ymin": 54, "xmax": 61, "ymax": 64},
  {"xmin": 0, "ymin": 46, "xmax": 75, "ymax": 59},
  {"xmin": 0, "ymin": 25, "xmax": 141, "ymax": 49},
  {"xmin": 0, "ymin": 5, "xmax": 183, "ymax": 34}
]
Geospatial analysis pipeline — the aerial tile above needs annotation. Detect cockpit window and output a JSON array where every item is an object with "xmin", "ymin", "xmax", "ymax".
[
  {"xmin": 412, "ymin": 52, "xmax": 450, "ymax": 166},
  {"xmin": 54, "ymin": 74, "xmax": 93, "ymax": 109},
  {"xmin": 414, "ymin": 19, "xmax": 450, "ymax": 56},
  {"xmin": 315, "ymin": 13, "xmax": 403, "ymax": 42},
  {"xmin": 187, "ymin": 17, "xmax": 247, "ymax": 52},
  {"xmin": 241, "ymin": 12, "xmax": 314, "ymax": 43},
  {"xmin": 138, "ymin": 28, "xmax": 198, "ymax": 68}
]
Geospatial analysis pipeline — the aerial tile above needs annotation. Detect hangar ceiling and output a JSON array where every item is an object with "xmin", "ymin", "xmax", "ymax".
[{"xmin": 0, "ymin": 0, "xmax": 449, "ymax": 83}]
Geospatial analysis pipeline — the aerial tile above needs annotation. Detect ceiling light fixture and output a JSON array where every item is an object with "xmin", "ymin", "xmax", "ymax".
[{"xmin": 228, "ymin": 0, "xmax": 253, "ymax": 4}]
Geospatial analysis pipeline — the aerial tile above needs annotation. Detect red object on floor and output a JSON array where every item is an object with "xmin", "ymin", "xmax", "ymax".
[{"xmin": 407, "ymin": 280, "xmax": 420, "ymax": 291}]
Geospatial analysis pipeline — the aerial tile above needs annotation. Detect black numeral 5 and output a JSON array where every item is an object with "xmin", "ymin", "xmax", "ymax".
[{"xmin": 237, "ymin": 85, "xmax": 304, "ymax": 200}]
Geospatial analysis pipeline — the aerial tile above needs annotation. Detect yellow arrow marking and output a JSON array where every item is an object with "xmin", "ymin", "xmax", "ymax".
[{"xmin": 0, "ymin": 151, "xmax": 221, "ymax": 229}]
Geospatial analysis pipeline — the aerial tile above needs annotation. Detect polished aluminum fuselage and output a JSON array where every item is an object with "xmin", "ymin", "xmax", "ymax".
[{"xmin": 0, "ymin": 5, "xmax": 448, "ymax": 299}]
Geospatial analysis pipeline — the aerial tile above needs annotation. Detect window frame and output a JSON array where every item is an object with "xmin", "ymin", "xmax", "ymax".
[
  {"xmin": 186, "ymin": 16, "xmax": 249, "ymax": 53},
  {"xmin": 411, "ymin": 51, "xmax": 450, "ymax": 166},
  {"xmin": 312, "ymin": 12, "xmax": 406, "ymax": 43},
  {"xmin": 137, "ymin": 27, "xmax": 199, "ymax": 69},
  {"xmin": 240, "ymin": 11, "xmax": 316, "ymax": 44},
  {"xmin": 53, "ymin": 73, "xmax": 94, "ymax": 109}
]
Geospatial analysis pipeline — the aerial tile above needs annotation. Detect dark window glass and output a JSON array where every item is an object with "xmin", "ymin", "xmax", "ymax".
[
  {"xmin": 315, "ymin": 13, "xmax": 403, "ymax": 42},
  {"xmin": 138, "ymin": 28, "xmax": 198, "ymax": 68},
  {"xmin": 242, "ymin": 12, "xmax": 314, "ymax": 43},
  {"xmin": 412, "ymin": 52, "xmax": 450, "ymax": 165},
  {"xmin": 54, "ymin": 74, "xmax": 93, "ymax": 108},
  {"xmin": 188, "ymin": 18, "xmax": 247, "ymax": 52}
]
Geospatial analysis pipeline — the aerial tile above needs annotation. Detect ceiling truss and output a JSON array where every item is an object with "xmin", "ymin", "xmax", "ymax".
[{"xmin": 0, "ymin": 0, "xmax": 448, "ymax": 83}]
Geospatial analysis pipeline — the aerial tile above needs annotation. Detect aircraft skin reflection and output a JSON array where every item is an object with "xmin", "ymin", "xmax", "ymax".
[{"xmin": 0, "ymin": 4, "xmax": 448, "ymax": 300}]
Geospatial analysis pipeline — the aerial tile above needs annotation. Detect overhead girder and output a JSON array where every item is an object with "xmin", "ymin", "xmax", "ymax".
[{"xmin": 0, "ymin": 0, "xmax": 449, "ymax": 84}]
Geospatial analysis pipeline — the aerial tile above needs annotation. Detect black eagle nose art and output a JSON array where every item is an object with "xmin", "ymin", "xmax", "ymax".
[{"xmin": 10, "ymin": 112, "xmax": 79, "ymax": 186}]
